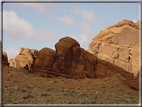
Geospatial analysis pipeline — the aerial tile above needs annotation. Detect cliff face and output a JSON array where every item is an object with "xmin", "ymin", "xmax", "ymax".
[{"xmin": 88, "ymin": 20, "xmax": 140, "ymax": 76}]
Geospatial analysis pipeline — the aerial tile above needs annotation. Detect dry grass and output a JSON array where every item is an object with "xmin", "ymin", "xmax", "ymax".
[{"xmin": 2, "ymin": 65, "xmax": 139, "ymax": 104}]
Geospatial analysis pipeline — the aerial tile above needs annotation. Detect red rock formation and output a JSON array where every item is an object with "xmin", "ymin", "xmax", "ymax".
[
  {"xmin": 32, "ymin": 37, "xmax": 98, "ymax": 79},
  {"xmin": 52, "ymin": 37, "xmax": 98, "ymax": 79},
  {"xmin": 31, "ymin": 47, "xmax": 56, "ymax": 76},
  {"xmin": 15, "ymin": 47, "xmax": 38, "ymax": 71},
  {"xmin": 2, "ymin": 51, "xmax": 9, "ymax": 66},
  {"xmin": 88, "ymin": 20, "xmax": 140, "ymax": 77}
]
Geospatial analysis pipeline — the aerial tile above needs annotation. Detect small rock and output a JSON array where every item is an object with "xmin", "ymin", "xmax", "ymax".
[
  {"xmin": 71, "ymin": 90, "xmax": 76, "ymax": 93},
  {"xmin": 105, "ymin": 93, "xmax": 109, "ymax": 96},
  {"xmin": 50, "ymin": 81, "xmax": 54, "ymax": 84},
  {"xmin": 41, "ymin": 93, "xmax": 49, "ymax": 96},
  {"xmin": 116, "ymin": 73, "xmax": 126, "ymax": 80},
  {"xmin": 29, "ymin": 85, "xmax": 33, "ymax": 89},
  {"xmin": 21, "ymin": 89, "xmax": 26, "ymax": 92},
  {"xmin": 23, "ymin": 94, "xmax": 33, "ymax": 99},
  {"xmin": 85, "ymin": 78, "xmax": 90, "ymax": 79},
  {"xmin": 110, "ymin": 93, "xmax": 114, "ymax": 96},
  {"xmin": 91, "ymin": 90, "xmax": 94, "ymax": 93},
  {"xmin": 54, "ymin": 81, "xmax": 57, "ymax": 83},
  {"xmin": 106, "ymin": 97, "xmax": 111, "ymax": 100},
  {"xmin": 12, "ymin": 86, "xmax": 20, "ymax": 90},
  {"xmin": 124, "ymin": 94, "xmax": 129, "ymax": 97},
  {"xmin": 96, "ymin": 91, "xmax": 99, "ymax": 94},
  {"xmin": 64, "ymin": 89, "xmax": 69, "ymax": 92},
  {"xmin": 83, "ymin": 90, "xmax": 86, "ymax": 92}
]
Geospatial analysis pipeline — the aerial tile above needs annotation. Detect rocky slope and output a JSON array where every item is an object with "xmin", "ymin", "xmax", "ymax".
[{"xmin": 88, "ymin": 20, "xmax": 140, "ymax": 77}]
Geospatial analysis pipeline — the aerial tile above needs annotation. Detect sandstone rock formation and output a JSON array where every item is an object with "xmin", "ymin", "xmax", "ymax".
[
  {"xmin": 128, "ymin": 72, "xmax": 139, "ymax": 90},
  {"xmin": 16, "ymin": 36, "xmax": 137, "ymax": 90},
  {"xmin": 15, "ymin": 47, "xmax": 39, "ymax": 71},
  {"xmin": 31, "ymin": 47, "xmax": 56, "ymax": 75},
  {"xmin": 8, "ymin": 58, "xmax": 15, "ymax": 67},
  {"xmin": 88, "ymin": 20, "xmax": 140, "ymax": 76},
  {"xmin": 32, "ymin": 37, "xmax": 98, "ymax": 79},
  {"xmin": 2, "ymin": 51, "xmax": 9, "ymax": 66}
]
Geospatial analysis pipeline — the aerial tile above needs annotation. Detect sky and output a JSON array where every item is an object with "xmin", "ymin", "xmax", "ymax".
[{"xmin": 1, "ymin": 0, "xmax": 140, "ymax": 59}]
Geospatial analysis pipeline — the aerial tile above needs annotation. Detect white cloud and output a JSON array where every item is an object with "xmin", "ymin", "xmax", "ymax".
[
  {"xmin": 3, "ymin": 10, "xmax": 60, "ymax": 41},
  {"xmin": 71, "ymin": 8, "xmax": 81, "ymax": 14},
  {"xmin": 68, "ymin": 22, "xmax": 96, "ymax": 49},
  {"xmin": 71, "ymin": 8, "xmax": 96, "ymax": 23},
  {"xmin": 81, "ymin": 9, "xmax": 96, "ymax": 23},
  {"xmin": 58, "ymin": 15, "xmax": 76, "ymax": 26},
  {"xmin": 131, "ymin": 19, "xmax": 137, "ymax": 23},
  {"xmin": 10, "ymin": 2, "xmax": 52, "ymax": 14},
  {"xmin": 4, "ymin": 47, "xmax": 20, "ymax": 59}
]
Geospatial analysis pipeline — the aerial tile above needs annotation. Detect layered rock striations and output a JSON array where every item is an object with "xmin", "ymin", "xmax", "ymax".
[
  {"xmin": 32, "ymin": 37, "xmax": 98, "ymax": 79},
  {"xmin": 88, "ymin": 20, "xmax": 140, "ymax": 76}
]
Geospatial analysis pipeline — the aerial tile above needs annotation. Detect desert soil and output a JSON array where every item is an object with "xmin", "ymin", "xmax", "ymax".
[{"xmin": 3, "ymin": 65, "xmax": 139, "ymax": 104}]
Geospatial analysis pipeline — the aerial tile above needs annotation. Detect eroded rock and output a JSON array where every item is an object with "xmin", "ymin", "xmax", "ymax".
[
  {"xmin": 2, "ymin": 51, "xmax": 9, "ymax": 66},
  {"xmin": 15, "ymin": 47, "xmax": 39, "ymax": 71},
  {"xmin": 88, "ymin": 20, "xmax": 140, "ymax": 76},
  {"xmin": 8, "ymin": 58, "xmax": 16, "ymax": 67},
  {"xmin": 32, "ymin": 37, "xmax": 98, "ymax": 79}
]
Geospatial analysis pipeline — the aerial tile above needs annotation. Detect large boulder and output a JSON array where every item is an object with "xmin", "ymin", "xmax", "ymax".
[
  {"xmin": 31, "ymin": 47, "xmax": 56, "ymax": 76},
  {"xmin": 2, "ymin": 51, "xmax": 9, "ymax": 66},
  {"xmin": 52, "ymin": 37, "xmax": 98, "ymax": 79},
  {"xmin": 88, "ymin": 20, "xmax": 140, "ymax": 76},
  {"xmin": 8, "ymin": 58, "xmax": 15, "ymax": 67},
  {"xmin": 32, "ymin": 37, "xmax": 98, "ymax": 79},
  {"xmin": 15, "ymin": 47, "xmax": 38, "ymax": 71}
]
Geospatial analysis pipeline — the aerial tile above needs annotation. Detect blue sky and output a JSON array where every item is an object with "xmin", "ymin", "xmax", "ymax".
[{"xmin": 2, "ymin": 1, "xmax": 140, "ymax": 59}]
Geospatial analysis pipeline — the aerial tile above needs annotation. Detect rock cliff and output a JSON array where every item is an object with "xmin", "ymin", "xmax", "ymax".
[{"xmin": 88, "ymin": 20, "xmax": 140, "ymax": 76}]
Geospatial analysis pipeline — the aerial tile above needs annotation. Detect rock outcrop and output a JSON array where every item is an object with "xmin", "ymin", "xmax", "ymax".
[
  {"xmin": 8, "ymin": 58, "xmax": 15, "ymax": 67},
  {"xmin": 88, "ymin": 20, "xmax": 140, "ymax": 76},
  {"xmin": 14, "ymin": 36, "xmax": 137, "ymax": 90},
  {"xmin": 2, "ymin": 51, "xmax": 9, "ymax": 66},
  {"xmin": 15, "ymin": 47, "xmax": 39, "ymax": 71},
  {"xmin": 31, "ymin": 47, "xmax": 56, "ymax": 75},
  {"xmin": 32, "ymin": 37, "xmax": 98, "ymax": 79}
]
